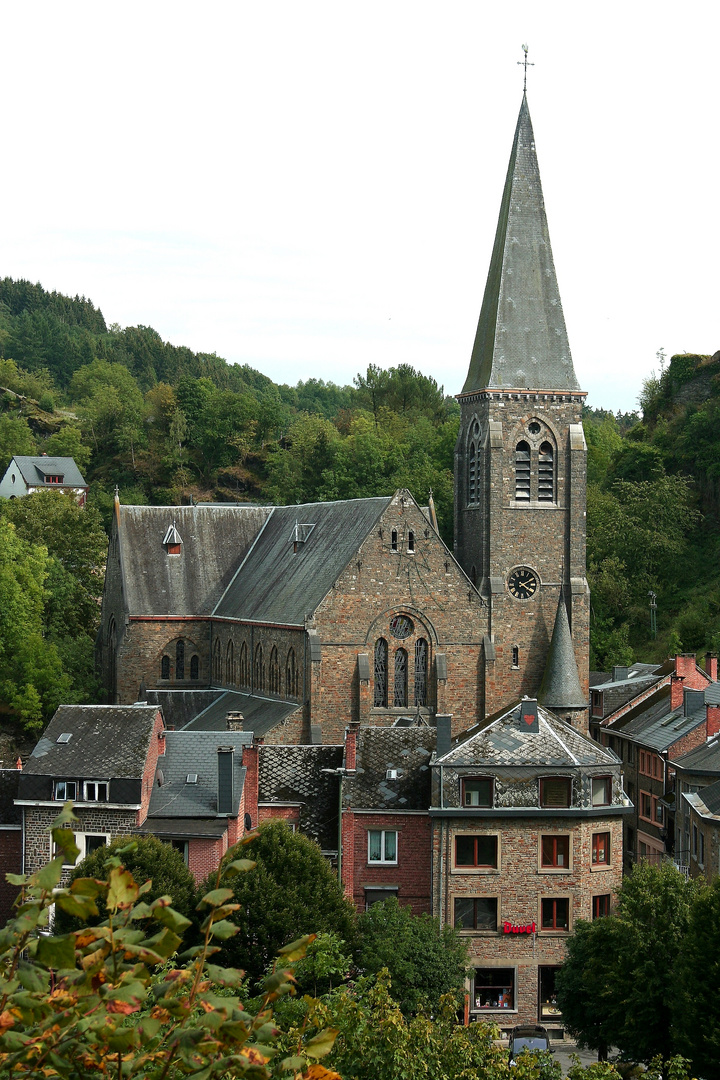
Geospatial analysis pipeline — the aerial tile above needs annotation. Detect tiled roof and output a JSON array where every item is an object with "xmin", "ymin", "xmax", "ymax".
[
  {"xmin": 258, "ymin": 744, "xmax": 343, "ymax": 850},
  {"xmin": 181, "ymin": 690, "xmax": 301, "ymax": 736},
  {"xmin": 606, "ymin": 686, "xmax": 672, "ymax": 734},
  {"xmin": 437, "ymin": 702, "xmax": 616, "ymax": 768},
  {"xmin": 117, "ymin": 504, "xmax": 271, "ymax": 615},
  {"xmin": 139, "ymin": 817, "xmax": 231, "ymax": 839},
  {"xmin": 622, "ymin": 698, "xmax": 705, "ymax": 753},
  {"xmin": 214, "ymin": 497, "xmax": 392, "ymax": 625},
  {"xmin": 23, "ymin": 705, "xmax": 160, "ymax": 778},
  {"xmin": 145, "ymin": 690, "xmax": 224, "ymax": 730},
  {"xmin": 672, "ymin": 735, "xmax": 720, "ymax": 775},
  {"xmin": 147, "ymin": 731, "xmax": 249, "ymax": 819},
  {"xmin": 538, "ymin": 593, "xmax": 586, "ymax": 709},
  {"xmin": 685, "ymin": 779, "xmax": 720, "ymax": 819},
  {"xmin": 13, "ymin": 455, "xmax": 87, "ymax": 487},
  {"xmin": 343, "ymin": 727, "xmax": 436, "ymax": 811}
]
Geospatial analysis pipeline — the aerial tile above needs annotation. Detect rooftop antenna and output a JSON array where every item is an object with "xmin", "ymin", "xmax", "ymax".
[{"xmin": 518, "ymin": 44, "xmax": 534, "ymax": 93}]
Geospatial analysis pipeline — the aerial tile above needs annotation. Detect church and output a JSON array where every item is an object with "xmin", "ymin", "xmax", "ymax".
[{"xmin": 97, "ymin": 94, "xmax": 589, "ymax": 742}]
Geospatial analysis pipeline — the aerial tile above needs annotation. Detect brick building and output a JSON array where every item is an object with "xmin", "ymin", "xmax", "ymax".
[
  {"xmin": 0, "ymin": 769, "xmax": 22, "ymax": 924},
  {"xmin": 430, "ymin": 699, "xmax": 628, "ymax": 1034},
  {"xmin": 96, "ymin": 93, "xmax": 590, "ymax": 746}
]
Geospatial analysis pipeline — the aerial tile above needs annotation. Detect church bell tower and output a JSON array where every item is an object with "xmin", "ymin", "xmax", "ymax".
[{"xmin": 454, "ymin": 94, "xmax": 589, "ymax": 720}]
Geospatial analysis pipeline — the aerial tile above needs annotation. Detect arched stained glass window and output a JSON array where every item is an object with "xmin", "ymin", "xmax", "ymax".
[
  {"xmin": 286, "ymin": 648, "xmax": 298, "ymax": 698},
  {"xmin": 538, "ymin": 441, "xmax": 554, "ymax": 501},
  {"xmin": 269, "ymin": 646, "xmax": 280, "ymax": 694},
  {"xmin": 394, "ymin": 648, "xmax": 408, "ymax": 707},
  {"xmin": 239, "ymin": 642, "xmax": 249, "ymax": 688},
  {"xmin": 161, "ymin": 654, "xmax": 170, "ymax": 680},
  {"xmin": 515, "ymin": 441, "xmax": 531, "ymax": 501},
  {"xmin": 225, "ymin": 640, "xmax": 235, "ymax": 685},
  {"xmin": 414, "ymin": 638, "xmax": 428, "ymax": 707},
  {"xmin": 212, "ymin": 638, "xmax": 221, "ymax": 682},
  {"xmin": 190, "ymin": 654, "xmax": 199, "ymax": 680},
  {"xmin": 176, "ymin": 639, "xmax": 185, "ymax": 680},
  {"xmin": 374, "ymin": 638, "xmax": 388, "ymax": 707},
  {"xmin": 254, "ymin": 644, "xmax": 264, "ymax": 692}
]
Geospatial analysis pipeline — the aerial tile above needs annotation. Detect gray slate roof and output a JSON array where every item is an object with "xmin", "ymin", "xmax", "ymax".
[
  {"xmin": 181, "ymin": 690, "xmax": 301, "ymax": 736},
  {"xmin": 671, "ymin": 734, "xmax": 720, "ymax": 775},
  {"xmin": 259, "ymin": 745, "xmax": 343, "ymax": 850},
  {"xmin": 462, "ymin": 96, "xmax": 581, "ymax": 395},
  {"xmin": 23, "ymin": 705, "xmax": 161, "ymax": 778},
  {"xmin": 12, "ymin": 455, "xmax": 87, "ymax": 487},
  {"xmin": 117, "ymin": 504, "xmax": 271, "ymax": 615},
  {"xmin": 538, "ymin": 593, "xmax": 586, "ymax": 708},
  {"xmin": 214, "ymin": 497, "xmax": 392, "ymax": 624},
  {"xmin": 621, "ymin": 696, "xmax": 705, "ymax": 753},
  {"xmin": 436, "ymin": 702, "xmax": 617, "ymax": 768},
  {"xmin": 147, "ymin": 731, "xmax": 249, "ymax": 818},
  {"xmin": 684, "ymin": 778, "xmax": 720, "ymax": 819},
  {"xmin": 343, "ymin": 727, "xmax": 436, "ymax": 810},
  {"xmin": 145, "ymin": 690, "xmax": 224, "ymax": 730}
]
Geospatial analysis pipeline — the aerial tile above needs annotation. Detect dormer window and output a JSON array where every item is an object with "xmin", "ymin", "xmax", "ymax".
[
  {"xmin": 44, "ymin": 474, "xmax": 64, "ymax": 484},
  {"xmin": 540, "ymin": 777, "xmax": 572, "ymax": 808},
  {"xmin": 463, "ymin": 777, "xmax": 493, "ymax": 808},
  {"xmin": 163, "ymin": 523, "xmax": 183, "ymax": 555},
  {"xmin": 290, "ymin": 522, "xmax": 315, "ymax": 552},
  {"xmin": 54, "ymin": 780, "xmax": 77, "ymax": 801},
  {"xmin": 84, "ymin": 781, "xmax": 109, "ymax": 802}
]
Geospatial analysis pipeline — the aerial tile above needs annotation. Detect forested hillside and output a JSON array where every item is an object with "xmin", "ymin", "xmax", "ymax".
[{"xmin": 0, "ymin": 276, "xmax": 718, "ymax": 727}]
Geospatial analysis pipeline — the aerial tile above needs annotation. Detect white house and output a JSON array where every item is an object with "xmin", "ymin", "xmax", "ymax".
[{"xmin": 0, "ymin": 456, "xmax": 88, "ymax": 505}]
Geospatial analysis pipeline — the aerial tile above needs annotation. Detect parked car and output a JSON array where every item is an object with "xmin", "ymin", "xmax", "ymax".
[{"xmin": 508, "ymin": 1025, "xmax": 554, "ymax": 1067}]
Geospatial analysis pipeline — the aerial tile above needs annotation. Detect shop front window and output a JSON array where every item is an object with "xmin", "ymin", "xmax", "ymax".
[
  {"xmin": 538, "ymin": 966, "xmax": 563, "ymax": 1021},
  {"xmin": 473, "ymin": 968, "xmax": 515, "ymax": 1011}
]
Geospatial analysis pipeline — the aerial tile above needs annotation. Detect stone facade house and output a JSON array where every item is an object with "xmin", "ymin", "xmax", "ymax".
[
  {"xmin": 431, "ymin": 699, "xmax": 628, "ymax": 1034},
  {"xmin": 680, "ymin": 776, "xmax": 720, "ymax": 883},
  {"xmin": 0, "ymin": 455, "xmax": 88, "ymax": 505}
]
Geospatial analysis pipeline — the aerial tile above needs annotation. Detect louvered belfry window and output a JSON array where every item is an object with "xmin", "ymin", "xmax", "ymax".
[
  {"xmin": 538, "ymin": 441, "xmax": 554, "ymax": 501},
  {"xmin": 394, "ymin": 648, "xmax": 408, "ymax": 707},
  {"xmin": 374, "ymin": 638, "xmax": 388, "ymax": 707},
  {"xmin": 414, "ymin": 638, "xmax": 428, "ymax": 706},
  {"xmin": 468, "ymin": 443, "xmax": 477, "ymax": 503},
  {"xmin": 515, "ymin": 441, "xmax": 531, "ymax": 500}
]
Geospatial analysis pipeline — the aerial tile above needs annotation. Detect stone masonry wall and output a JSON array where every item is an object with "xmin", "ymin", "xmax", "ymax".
[{"xmin": 24, "ymin": 806, "xmax": 139, "ymax": 875}]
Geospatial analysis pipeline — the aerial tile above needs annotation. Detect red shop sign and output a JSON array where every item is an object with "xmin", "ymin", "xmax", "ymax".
[{"xmin": 503, "ymin": 921, "xmax": 536, "ymax": 935}]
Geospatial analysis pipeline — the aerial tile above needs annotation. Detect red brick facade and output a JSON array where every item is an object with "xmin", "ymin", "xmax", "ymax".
[{"xmin": 341, "ymin": 810, "xmax": 432, "ymax": 914}]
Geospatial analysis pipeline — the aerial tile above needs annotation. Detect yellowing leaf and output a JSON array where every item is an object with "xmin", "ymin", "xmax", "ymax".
[{"xmin": 107, "ymin": 866, "xmax": 139, "ymax": 912}]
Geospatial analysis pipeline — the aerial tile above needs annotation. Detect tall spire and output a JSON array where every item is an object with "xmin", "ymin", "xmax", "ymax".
[
  {"xmin": 461, "ymin": 97, "xmax": 581, "ymax": 395},
  {"xmin": 538, "ymin": 589, "xmax": 586, "ymax": 710}
]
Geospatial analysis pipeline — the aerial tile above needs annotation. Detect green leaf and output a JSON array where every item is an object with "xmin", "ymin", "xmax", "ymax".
[
  {"xmin": 208, "ymin": 919, "xmax": 240, "ymax": 940},
  {"xmin": 197, "ymin": 887, "xmax": 235, "ymax": 909},
  {"xmin": 5, "ymin": 873, "xmax": 27, "ymax": 886},
  {"xmin": 204, "ymin": 963, "xmax": 245, "ymax": 986},
  {"xmin": 221, "ymin": 858, "xmax": 256, "ymax": 879},
  {"xmin": 278, "ymin": 934, "xmax": 314, "ymax": 961},
  {"xmin": 36, "ymin": 933, "xmax": 76, "ymax": 970},
  {"xmin": 54, "ymin": 892, "xmax": 99, "ymax": 919},
  {"xmin": 152, "ymin": 904, "xmax": 192, "ymax": 933},
  {"xmin": 304, "ymin": 1027, "xmax": 339, "ymax": 1059},
  {"xmin": 35, "ymin": 856, "xmax": 65, "ymax": 892},
  {"xmin": 107, "ymin": 865, "xmax": 139, "ymax": 912},
  {"xmin": 70, "ymin": 876, "xmax": 104, "ymax": 898},
  {"xmin": 51, "ymin": 802, "xmax": 78, "ymax": 829},
  {"xmin": 51, "ymin": 825, "xmax": 80, "ymax": 866}
]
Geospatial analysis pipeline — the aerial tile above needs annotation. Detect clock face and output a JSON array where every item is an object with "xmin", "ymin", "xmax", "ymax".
[
  {"xmin": 507, "ymin": 566, "xmax": 538, "ymax": 600},
  {"xmin": 389, "ymin": 614, "xmax": 414, "ymax": 639}
]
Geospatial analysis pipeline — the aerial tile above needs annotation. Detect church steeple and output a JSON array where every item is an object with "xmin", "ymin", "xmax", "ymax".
[
  {"xmin": 462, "ymin": 96, "xmax": 580, "ymax": 395},
  {"xmin": 538, "ymin": 588, "xmax": 586, "ymax": 717}
]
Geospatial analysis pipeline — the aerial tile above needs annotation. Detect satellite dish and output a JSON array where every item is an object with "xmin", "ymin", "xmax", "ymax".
[{"xmin": 156, "ymin": 770, "xmax": 164, "ymax": 787}]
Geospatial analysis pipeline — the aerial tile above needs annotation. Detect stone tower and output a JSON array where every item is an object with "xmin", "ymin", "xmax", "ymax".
[{"xmin": 454, "ymin": 95, "xmax": 589, "ymax": 719}]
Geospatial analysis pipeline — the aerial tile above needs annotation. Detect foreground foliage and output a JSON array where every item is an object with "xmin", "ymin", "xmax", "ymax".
[{"xmin": 0, "ymin": 804, "xmax": 339, "ymax": 1079}]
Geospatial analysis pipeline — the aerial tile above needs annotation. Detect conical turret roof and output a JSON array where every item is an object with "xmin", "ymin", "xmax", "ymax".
[
  {"xmin": 462, "ymin": 96, "xmax": 581, "ymax": 395},
  {"xmin": 539, "ymin": 589, "xmax": 586, "ymax": 709}
]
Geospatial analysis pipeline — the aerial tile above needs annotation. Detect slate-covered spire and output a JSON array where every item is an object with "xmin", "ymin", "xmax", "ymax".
[
  {"xmin": 462, "ymin": 95, "xmax": 581, "ymax": 394},
  {"xmin": 538, "ymin": 589, "xmax": 586, "ymax": 709}
]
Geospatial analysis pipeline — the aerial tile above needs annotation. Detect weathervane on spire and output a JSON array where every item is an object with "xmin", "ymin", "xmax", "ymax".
[{"xmin": 517, "ymin": 44, "xmax": 534, "ymax": 93}]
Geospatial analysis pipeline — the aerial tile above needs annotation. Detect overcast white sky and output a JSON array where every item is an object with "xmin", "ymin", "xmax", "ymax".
[{"xmin": 2, "ymin": 1, "xmax": 718, "ymax": 413}]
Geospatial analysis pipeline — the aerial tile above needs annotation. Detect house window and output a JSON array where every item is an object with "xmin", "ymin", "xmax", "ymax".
[
  {"xmin": 699, "ymin": 830, "xmax": 705, "ymax": 866},
  {"xmin": 225, "ymin": 640, "xmax": 235, "ymax": 685},
  {"xmin": 161, "ymin": 654, "xmax": 170, "ymax": 680},
  {"xmin": 463, "ymin": 777, "xmax": 493, "ymax": 808},
  {"xmin": 538, "ymin": 442, "xmax": 554, "ymax": 501},
  {"xmin": 592, "ymin": 894, "xmax": 611, "ymax": 919},
  {"xmin": 286, "ymin": 648, "xmax": 298, "ymax": 698},
  {"xmin": 454, "ymin": 897, "xmax": 498, "ymax": 931},
  {"xmin": 414, "ymin": 638, "xmax": 428, "ymax": 707},
  {"xmin": 693, "ymin": 823, "xmax": 698, "ymax": 858},
  {"xmin": 365, "ymin": 887, "xmax": 398, "ymax": 909},
  {"xmin": 541, "ymin": 835, "xmax": 570, "ymax": 869},
  {"xmin": 515, "ymin": 441, "xmax": 531, "ymax": 500},
  {"xmin": 166, "ymin": 543, "xmax": 181, "ymax": 555},
  {"xmin": 539, "ymin": 966, "xmax": 563, "ymax": 1021},
  {"xmin": 190, "ymin": 654, "xmax": 199, "ymax": 681},
  {"xmin": 57, "ymin": 832, "xmax": 108, "ymax": 867},
  {"xmin": 591, "ymin": 691, "xmax": 603, "ymax": 718},
  {"xmin": 393, "ymin": 648, "xmax": 408, "ymax": 707},
  {"xmin": 368, "ymin": 829, "xmax": 397, "ymax": 864},
  {"xmin": 268, "ymin": 646, "xmax": 280, "ymax": 694},
  {"xmin": 212, "ymin": 638, "xmax": 222, "ymax": 681},
  {"xmin": 591, "ymin": 776, "xmax": 612, "ymax": 806},
  {"xmin": 170, "ymin": 839, "xmax": 189, "ymax": 864},
  {"xmin": 592, "ymin": 832, "xmax": 611, "ymax": 865},
  {"xmin": 540, "ymin": 777, "xmax": 571, "ymax": 808},
  {"xmin": 407, "ymin": 531, "xmax": 415, "ymax": 552},
  {"xmin": 391, "ymin": 530, "xmax": 398, "ymax": 551},
  {"xmin": 54, "ymin": 780, "xmax": 78, "ymax": 801},
  {"xmin": 626, "ymin": 742, "xmax": 634, "ymax": 764},
  {"xmin": 239, "ymin": 642, "xmax": 249, "ymax": 688},
  {"xmin": 176, "ymin": 639, "xmax": 185, "ymax": 680},
  {"xmin": 541, "ymin": 897, "xmax": 569, "ymax": 931},
  {"xmin": 473, "ymin": 968, "xmax": 514, "ymax": 1011},
  {"xmin": 455, "ymin": 834, "xmax": 498, "ymax": 869},
  {"xmin": 254, "ymin": 644, "xmax": 264, "ymax": 692},
  {"xmin": 640, "ymin": 791, "xmax": 652, "ymax": 821},
  {"xmin": 374, "ymin": 638, "xmax": 388, "ymax": 707},
  {"xmin": 654, "ymin": 800, "xmax": 664, "ymax": 824},
  {"xmin": 512, "ymin": 645, "xmax": 519, "ymax": 667},
  {"xmin": 84, "ymin": 781, "xmax": 109, "ymax": 803}
]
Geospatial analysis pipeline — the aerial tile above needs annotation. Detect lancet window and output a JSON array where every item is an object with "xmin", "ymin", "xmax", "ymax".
[
  {"xmin": 414, "ymin": 638, "xmax": 428, "ymax": 707},
  {"xmin": 374, "ymin": 638, "xmax": 388, "ymax": 707}
]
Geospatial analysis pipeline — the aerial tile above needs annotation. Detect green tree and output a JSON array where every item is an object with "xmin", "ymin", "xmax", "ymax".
[
  {"xmin": 356, "ymin": 896, "xmax": 469, "ymax": 1015},
  {"xmin": 0, "ymin": 414, "xmax": 36, "ymax": 470},
  {"xmin": 54, "ymin": 833, "xmax": 198, "ymax": 933},
  {"xmin": 555, "ymin": 916, "xmax": 623, "ymax": 1059},
  {"xmin": 43, "ymin": 424, "xmax": 92, "ymax": 472},
  {"xmin": 216, "ymin": 820, "xmax": 356, "ymax": 984},
  {"xmin": 672, "ymin": 876, "xmax": 720, "ymax": 1077}
]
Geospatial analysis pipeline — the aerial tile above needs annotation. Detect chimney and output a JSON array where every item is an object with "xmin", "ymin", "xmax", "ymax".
[
  {"xmin": 16, "ymin": 756, "xmax": 22, "ymax": 771},
  {"xmin": 226, "ymin": 711, "xmax": 244, "ymax": 732},
  {"xmin": 519, "ymin": 698, "xmax": 539, "ymax": 732},
  {"xmin": 345, "ymin": 720, "xmax": 360, "ymax": 771},
  {"xmin": 705, "ymin": 653, "xmax": 718, "ymax": 681},
  {"xmin": 435, "ymin": 714, "xmax": 452, "ymax": 758},
  {"xmin": 242, "ymin": 740, "xmax": 261, "ymax": 829},
  {"xmin": 217, "ymin": 747, "xmax": 235, "ymax": 816},
  {"xmin": 612, "ymin": 666, "xmax": 630, "ymax": 683},
  {"xmin": 707, "ymin": 703, "xmax": 720, "ymax": 739},
  {"xmin": 684, "ymin": 688, "xmax": 705, "ymax": 718}
]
